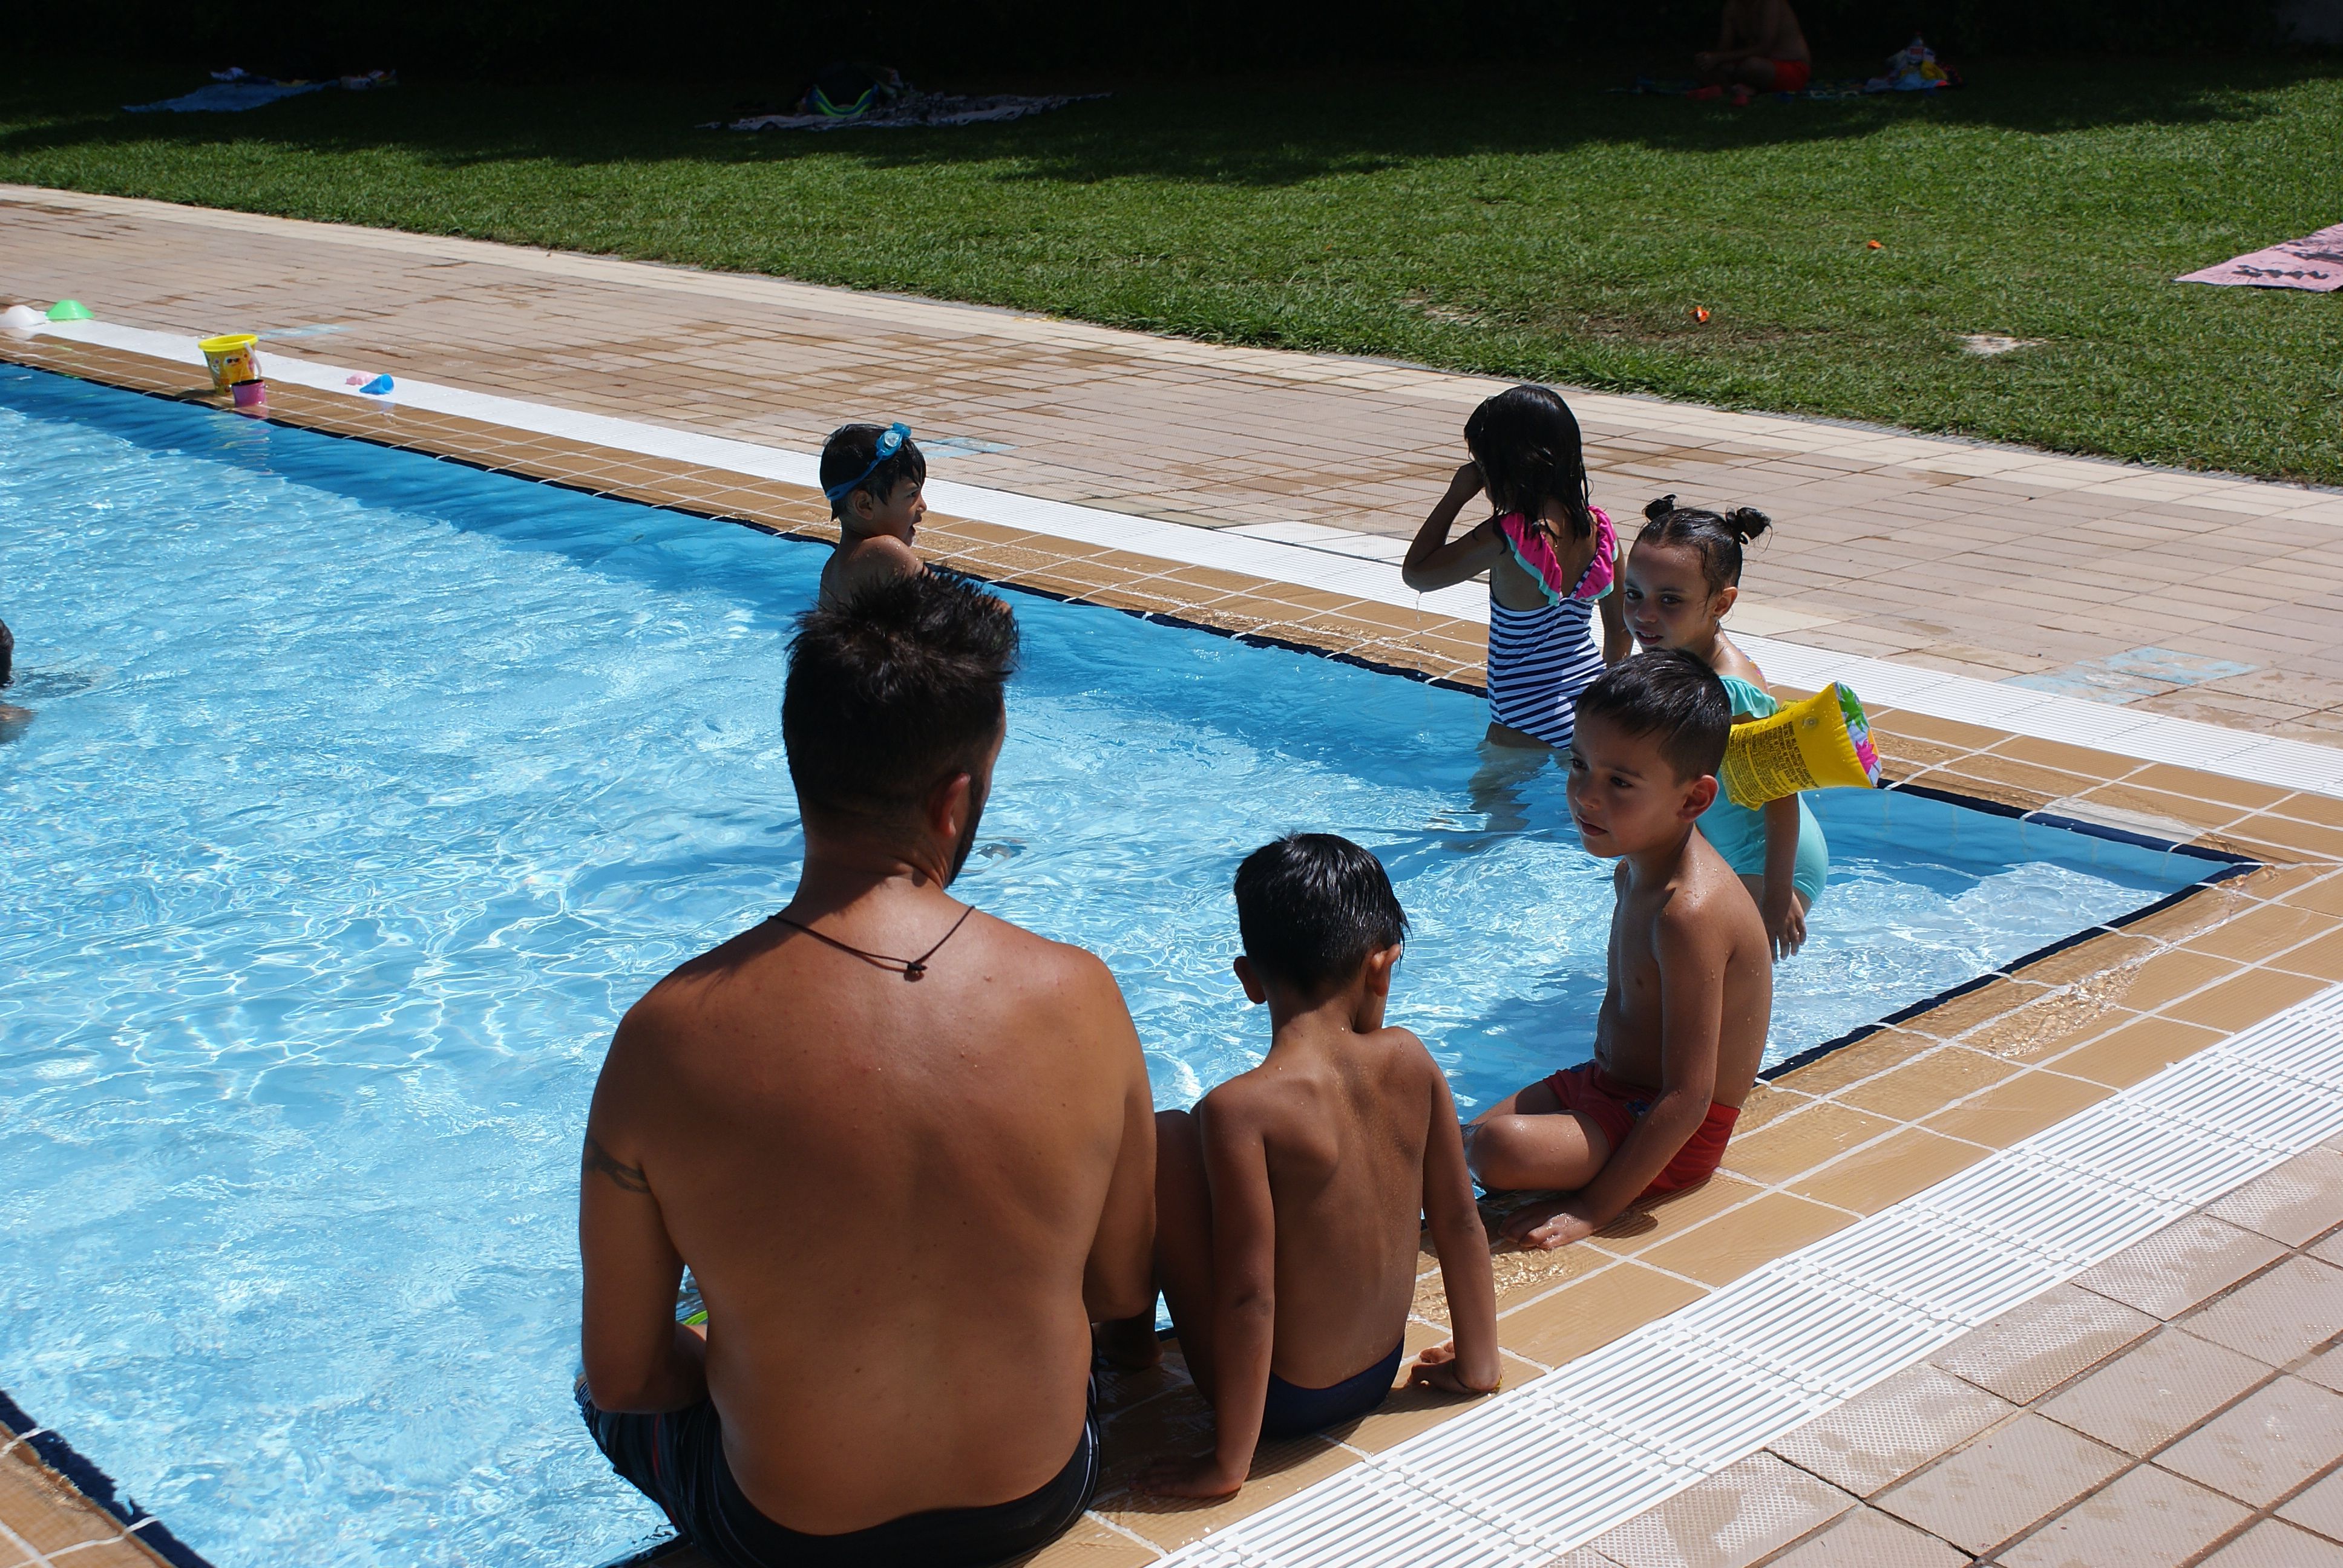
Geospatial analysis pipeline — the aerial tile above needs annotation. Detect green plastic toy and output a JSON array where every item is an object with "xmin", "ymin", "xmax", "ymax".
[{"xmin": 45, "ymin": 299, "xmax": 93, "ymax": 322}]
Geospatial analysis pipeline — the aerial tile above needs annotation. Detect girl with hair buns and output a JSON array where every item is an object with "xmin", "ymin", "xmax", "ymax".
[
  {"xmin": 1623, "ymin": 497, "xmax": 1827, "ymax": 961},
  {"xmin": 1403, "ymin": 385, "xmax": 1631, "ymax": 763}
]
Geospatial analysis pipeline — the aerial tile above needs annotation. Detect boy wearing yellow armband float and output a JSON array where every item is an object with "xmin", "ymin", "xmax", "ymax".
[{"xmin": 1621, "ymin": 497, "xmax": 1828, "ymax": 961}]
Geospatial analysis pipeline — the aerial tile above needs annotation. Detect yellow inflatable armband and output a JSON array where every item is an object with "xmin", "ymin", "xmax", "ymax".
[{"xmin": 1720, "ymin": 683, "xmax": 1881, "ymax": 809}]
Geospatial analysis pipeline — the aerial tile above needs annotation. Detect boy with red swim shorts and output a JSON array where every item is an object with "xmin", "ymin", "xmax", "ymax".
[
  {"xmin": 1467, "ymin": 652, "xmax": 1775, "ymax": 1250},
  {"xmin": 1695, "ymin": 0, "xmax": 1812, "ymax": 96}
]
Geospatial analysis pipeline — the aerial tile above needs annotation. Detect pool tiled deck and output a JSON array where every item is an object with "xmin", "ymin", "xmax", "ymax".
[
  {"xmin": 5, "ymin": 193, "xmax": 2343, "ymax": 1567},
  {"xmin": 0, "ymin": 1416, "xmax": 171, "ymax": 1568},
  {"xmin": 1574, "ymin": 1136, "xmax": 2343, "ymax": 1568}
]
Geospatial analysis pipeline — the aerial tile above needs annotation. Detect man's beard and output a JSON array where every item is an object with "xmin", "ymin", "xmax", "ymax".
[{"xmin": 946, "ymin": 779, "xmax": 989, "ymax": 884}]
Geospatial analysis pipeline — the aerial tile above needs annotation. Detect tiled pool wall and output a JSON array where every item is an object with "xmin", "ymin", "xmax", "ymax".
[{"xmin": 7, "ymin": 331, "xmax": 2343, "ymax": 1568}]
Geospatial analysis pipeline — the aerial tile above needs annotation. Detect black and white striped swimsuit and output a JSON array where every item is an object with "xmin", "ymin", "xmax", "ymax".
[
  {"xmin": 1483, "ymin": 505, "xmax": 1617, "ymax": 750},
  {"xmin": 1486, "ymin": 596, "xmax": 1607, "ymax": 749}
]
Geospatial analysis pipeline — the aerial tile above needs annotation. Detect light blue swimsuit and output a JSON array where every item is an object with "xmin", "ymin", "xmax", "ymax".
[{"xmin": 1700, "ymin": 674, "xmax": 1829, "ymax": 904}]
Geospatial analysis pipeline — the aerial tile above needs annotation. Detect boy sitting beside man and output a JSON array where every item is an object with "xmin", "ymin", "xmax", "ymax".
[
  {"xmin": 1469, "ymin": 652, "xmax": 1775, "ymax": 1250},
  {"xmin": 1113, "ymin": 834, "xmax": 1503, "ymax": 1498}
]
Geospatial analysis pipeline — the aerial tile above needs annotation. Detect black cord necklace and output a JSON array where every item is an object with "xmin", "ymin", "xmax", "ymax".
[{"xmin": 768, "ymin": 903, "xmax": 976, "ymax": 981}]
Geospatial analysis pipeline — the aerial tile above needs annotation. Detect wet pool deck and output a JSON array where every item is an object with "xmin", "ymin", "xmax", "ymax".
[{"xmin": 4, "ymin": 187, "xmax": 2342, "ymax": 1568}]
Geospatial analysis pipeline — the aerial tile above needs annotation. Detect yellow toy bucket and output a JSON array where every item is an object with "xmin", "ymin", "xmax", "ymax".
[{"xmin": 198, "ymin": 333, "xmax": 260, "ymax": 391}]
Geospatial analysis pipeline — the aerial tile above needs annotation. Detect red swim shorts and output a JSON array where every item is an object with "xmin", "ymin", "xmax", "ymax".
[
  {"xmin": 1541, "ymin": 1064, "xmax": 1741, "ymax": 1198},
  {"xmin": 1769, "ymin": 59, "xmax": 1811, "ymax": 93}
]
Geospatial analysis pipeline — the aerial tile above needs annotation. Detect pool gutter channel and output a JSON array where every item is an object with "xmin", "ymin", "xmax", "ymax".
[{"xmin": 7, "ymin": 339, "xmax": 2342, "ymax": 1568}]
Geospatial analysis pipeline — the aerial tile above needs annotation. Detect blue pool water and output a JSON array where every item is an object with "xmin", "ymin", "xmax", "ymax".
[{"xmin": 0, "ymin": 368, "xmax": 2217, "ymax": 1566}]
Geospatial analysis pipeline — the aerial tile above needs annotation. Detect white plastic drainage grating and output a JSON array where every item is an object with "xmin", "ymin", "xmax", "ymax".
[
  {"xmin": 1157, "ymin": 983, "xmax": 2343, "ymax": 1568},
  {"xmin": 31, "ymin": 317, "xmax": 2343, "ymax": 799}
]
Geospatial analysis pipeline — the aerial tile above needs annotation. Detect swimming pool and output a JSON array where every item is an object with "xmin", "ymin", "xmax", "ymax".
[{"xmin": 0, "ymin": 367, "xmax": 2222, "ymax": 1567}]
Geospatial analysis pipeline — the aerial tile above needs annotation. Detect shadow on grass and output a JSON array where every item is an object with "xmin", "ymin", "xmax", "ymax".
[{"xmin": 1, "ymin": 55, "xmax": 2336, "ymax": 191}]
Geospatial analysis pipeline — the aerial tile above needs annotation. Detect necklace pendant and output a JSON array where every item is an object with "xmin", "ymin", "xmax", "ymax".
[{"xmin": 903, "ymin": 961, "xmax": 926, "ymax": 981}]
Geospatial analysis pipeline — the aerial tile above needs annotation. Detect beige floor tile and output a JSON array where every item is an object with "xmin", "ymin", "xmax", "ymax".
[
  {"xmin": 2275, "ymin": 928, "xmax": 2343, "ymax": 982},
  {"xmin": 0, "ymin": 1457, "xmax": 125, "ymax": 1556},
  {"xmin": 1634, "ymin": 1194, "xmax": 1855, "ymax": 1289},
  {"xmin": 1784, "ymin": 1128, "xmax": 1988, "ymax": 1214},
  {"xmin": 1767, "ymin": 1363, "xmax": 2016, "ymax": 1497},
  {"xmin": 2283, "ymin": 875, "xmax": 2343, "ymax": 921},
  {"xmin": 1581, "ymin": 1176, "xmax": 1770, "ymax": 1260},
  {"xmin": 2158, "ymin": 1376, "xmax": 2343, "ymax": 1506},
  {"xmin": 2182, "ymin": 901, "xmax": 2343, "ymax": 965},
  {"xmin": 2161, "ymin": 969, "xmax": 2332, "ymax": 1032},
  {"xmin": 1734, "ymin": 1082, "xmax": 1824, "ymax": 1136},
  {"xmin": 2180, "ymin": 1256, "xmax": 2343, "ymax": 1367},
  {"xmin": 1715, "ymin": 1101, "xmax": 1900, "ymax": 1186},
  {"xmin": 1009, "ymin": 1517, "xmax": 1163, "ymax": 1566},
  {"xmin": 2206, "ymin": 1149, "xmax": 2343, "ymax": 1247},
  {"xmin": 1930, "ymin": 1285, "xmax": 2158, "ymax": 1404},
  {"xmin": 1472, "ymin": 1238, "xmax": 1615, "ymax": 1317},
  {"xmin": 32, "ymin": 1541, "xmax": 168, "ymax": 1568},
  {"xmin": 1587, "ymin": 1452, "xmax": 1855, "ymax": 1568},
  {"xmin": 2103, "ymin": 950, "xmax": 2247, "ymax": 1012},
  {"xmin": 2039, "ymin": 1328, "xmax": 2272, "ymax": 1456},
  {"xmin": 1838, "ymin": 1048, "xmax": 2021, "ymax": 1122},
  {"xmin": 2073, "ymin": 1214, "xmax": 2290, "ymax": 1321},
  {"xmin": 1921, "ymin": 1070, "xmax": 2108, "ymax": 1148},
  {"xmin": 1498, "ymin": 1262, "xmax": 1707, "ymax": 1368},
  {"xmin": 1873, "ymin": 1413, "xmax": 2130, "ymax": 1556},
  {"xmin": 1898, "ymin": 981, "xmax": 2057, "ymax": 1041},
  {"xmin": 1997, "ymin": 1463, "xmax": 2251, "ymax": 1568},
  {"xmin": 1095, "ymin": 1435, "xmax": 1355, "ymax": 1551},
  {"xmin": 2049, "ymin": 1014, "xmax": 2230, "ymax": 1089},
  {"xmin": 1960, "ymin": 999, "xmax": 2143, "ymax": 1067},
  {"xmin": 2204, "ymin": 1518, "xmax": 2343, "ymax": 1566},
  {"xmin": 2279, "ymin": 1465, "xmax": 2343, "ymax": 1544},
  {"xmin": 2011, "ymin": 934, "xmax": 2161, "ymax": 990},
  {"xmin": 1772, "ymin": 1030, "xmax": 1933, "ymax": 1098},
  {"xmin": 1759, "ymin": 1505, "xmax": 1968, "ymax": 1567}
]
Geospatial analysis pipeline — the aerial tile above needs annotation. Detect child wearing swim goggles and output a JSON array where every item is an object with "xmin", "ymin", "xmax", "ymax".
[
  {"xmin": 1622, "ymin": 495, "xmax": 1828, "ymax": 961},
  {"xmin": 817, "ymin": 422, "xmax": 928, "ymax": 609}
]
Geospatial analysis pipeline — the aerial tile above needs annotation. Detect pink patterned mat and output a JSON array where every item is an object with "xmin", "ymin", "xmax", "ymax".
[{"xmin": 2178, "ymin": 222, "xmax": 2343, "ymax": 292}]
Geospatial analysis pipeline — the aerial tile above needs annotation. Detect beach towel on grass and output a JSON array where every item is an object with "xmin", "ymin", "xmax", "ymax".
[
  {"xmin": 127, "ymin": 80, "xmax": 327, "ymax": 113},
  {"xmin": 2178, "ymin": 223, "xmax": 2343, "ymax": 292},
  {"xmin": 716, "ymin": 93, "xmax": 1104, "ymax": 132}
]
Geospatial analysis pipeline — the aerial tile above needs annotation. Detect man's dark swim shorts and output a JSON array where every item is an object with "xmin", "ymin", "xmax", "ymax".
[{"xmin": 577, "ymin": 1380, "xmax": 1099, "ymax": 1568}]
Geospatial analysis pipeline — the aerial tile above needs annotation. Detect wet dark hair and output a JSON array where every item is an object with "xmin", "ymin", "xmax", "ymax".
[
  {"xmin": 820, "ymin": 422, "xmax": 929, "ymax": 521},
  {"xmin": 1464, "ymin": 384, "xmax": 1593, "ymax": 541},
  {"xmin": 782, "ymin": 571, "xmax": 1018, "ymax": 825},
  {"xmin": 1234, "ymin": 834, "xmax": 1410, "ymax": 996},
  {"xmin": 0, "ymin": 619, "xmax": 11, "ymax": 687},
  {"xmin": 1637, "ymin": 494, "xmax": 1772, "ymax": 593},
  {"xmin": 1573, "ymin": 650, "xmax": 1731, "ymax": 782}
]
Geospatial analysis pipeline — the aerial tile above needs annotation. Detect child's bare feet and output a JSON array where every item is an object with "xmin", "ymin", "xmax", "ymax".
[
  {"xmin": 1501, "ymin": 1197, "xmax": 1600, "ymax": 1250},
  {"xmin": 1093, "ymin": 1315, "xmax": 1164, "ymax": 1370}
]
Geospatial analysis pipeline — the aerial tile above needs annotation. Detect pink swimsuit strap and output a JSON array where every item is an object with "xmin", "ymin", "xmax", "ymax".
[{"xmin": 1496, "ymin": 506, "xmax": 1616, "ymax": 606}]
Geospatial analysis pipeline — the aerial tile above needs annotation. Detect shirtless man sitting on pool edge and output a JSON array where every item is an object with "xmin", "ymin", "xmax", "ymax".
[{"xmin": 575, "ymin": 572, "xmax": 1157, "ymax": 1567}]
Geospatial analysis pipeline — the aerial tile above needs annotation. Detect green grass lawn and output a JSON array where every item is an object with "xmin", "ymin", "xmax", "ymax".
[{"xmin": 4, "ymin": 58, "xmax": 2340, "ymax": 482}]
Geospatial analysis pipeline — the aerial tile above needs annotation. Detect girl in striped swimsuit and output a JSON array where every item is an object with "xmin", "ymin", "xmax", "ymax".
[{"xmin": 1402, "ymin": 385, "xmax": 1631, "ymax": 760}]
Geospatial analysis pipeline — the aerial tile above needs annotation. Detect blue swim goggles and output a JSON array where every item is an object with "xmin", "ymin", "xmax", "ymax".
[{"xmin": 822, "ymin": 423, "xmax": 913, "ymax": 503}]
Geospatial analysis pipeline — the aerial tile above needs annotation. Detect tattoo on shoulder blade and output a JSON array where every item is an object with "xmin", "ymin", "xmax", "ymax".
[{"xmin": 582, "ymin": 1135, "xmax": 650, "ymax": 1194}]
